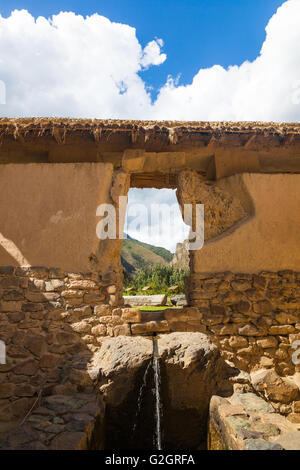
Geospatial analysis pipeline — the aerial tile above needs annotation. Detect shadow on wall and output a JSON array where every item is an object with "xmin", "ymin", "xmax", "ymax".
[{"xmin": 0, "ymin": 163, "xmax": 114, "ymax": 273}]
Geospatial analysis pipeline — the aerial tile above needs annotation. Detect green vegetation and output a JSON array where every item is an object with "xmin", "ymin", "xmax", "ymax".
[
  {"xmin": 136, "ymin": 306, "xmax": 182, "ymax": 311},
  {"xmin": 123, "ymin": 264, "xmax": 189, "ymax": 295},
  {"xmin": 121, "ymin": 235, "xmax": 189, "ymax": 295},
  {"xmin": 121, "ymin": 237, "xmax": 172, "ymax": 274}
]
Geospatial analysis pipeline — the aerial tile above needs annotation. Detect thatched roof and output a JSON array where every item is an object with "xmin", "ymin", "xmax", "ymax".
[
  {"xmin": 1, "ymin": 119, "xmax": 300, "ymax": 174},
  {"xmin": 0, "ymin": 118, "xmax": 300, "ymax": 145}
]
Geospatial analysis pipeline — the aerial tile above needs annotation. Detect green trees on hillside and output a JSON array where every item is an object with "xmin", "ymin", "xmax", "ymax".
[{"xmin": 123, "ymin": 264, "xmax": 189, "ymax": 295}]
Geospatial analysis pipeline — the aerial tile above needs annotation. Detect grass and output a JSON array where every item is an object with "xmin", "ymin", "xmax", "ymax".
[{"xmin": 132, "ymin": 305, "xmax": 182, "ymax": 311}]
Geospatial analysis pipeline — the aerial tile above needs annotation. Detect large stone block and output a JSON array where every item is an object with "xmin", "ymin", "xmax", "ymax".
[
  {"xmin": 238, "ymin": 324, "xmax": 266, "ymax": 337},
  {"xmin": 253, "ymin": 300, "xmax": 273, "ymax": 314},
  {"xmin": 275, "ymin": 313, "xmax": 299, "ymax": 325},
  {"xmin": 251, "ymin": 369, "xmax": 300, "ymax": 404},
  {"xmin": 121, "ymin": 308, "xmax": 141, "ymax": 323},
  {"xmin": 0, "ymin": 383, "xmax": 14, "ymax": 399},
  {"xmin": 257, "ymin": 336, "xmax": 278, "ymax": 349},
  {"xmin": 123, "ymin": 294, "xmax": 167, "ymax": 306},
  {"xmin": 92, "ymin": 335, "xmax": 153, "ymax": 407},
  {"xmin": 122, "ymin": 149, "xmax": 145, "ymax": 172},
  {"xmin": 0, "ymin": 301, "xmax": 22, "ymax": 312},
  {"xmin": 94, "ymin": 305, "xmax": 112, "ymax": 317},
  {"xmin": 61, "ymin": 290, "xmax": 83, "ymax": 299},
  {"xmin": 22, "ymin": 302, "xmax": 44, "ymax": 312},
  {"xmin": 269, "ymin": 325, "xmax": 295, "ymax": 335},
  {"xmin": 170, "ymin": 295, "xmax": 187, "ymax": 307},
  {"xmin": 13, "ymin": 359, "xmax": 39, "ymax": 376},
  {"xmin": 229, "ymin": 336, "xmax": 249, "ymax": 349},
  {"xmin": 7, "ymin": 311, "xmax": 25, "ymax": 322},
  {"xmin": 71, "ymin": 321, "xmax": 91, "ymax": 334},
  {"xmin": 68, "ymin": 280, "xmax": 98, "ymax": 290},
  {"xmin": 3, "ymin": 289, "xmax": 24, "ymax": 301},
  {"xmin": 164, "ymin": 307, "xmax": 201, "ymax": 322},
  {"xmin": 24, "ymin": 336, "xmax": 46, "ymax": 357},
  {"xmin": 91, "ymin": 324, "xmax": 107, "ymax": 336},
  {"xmin": 131, "ymin": 320, "xmax": 169, "ymax": 335},
  {"xmin": 55, "ymin": 331, "xmax": 79, "ymax": 345},
  {"xmin": 99, "ymin": 315, "xmax": 123, "ymax": 326},
  {"xmin": 45, "ymin": 279, "xmax": 65, "ymax": 292},
  {"xmin": 113, "ymin": 324, "xmax": 131, "ymax": 337},
  {"xmin": 84, "ymin": 292, "xmax": 105, "ymax": 304},
  {"xmin": 210, "ymin": 324, "xmax": 237, "ymax": 335}
]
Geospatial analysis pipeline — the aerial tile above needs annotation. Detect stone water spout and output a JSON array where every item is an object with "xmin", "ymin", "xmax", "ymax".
[{"xmin": 93, "ymin": 332, "xmax": 233, "ymax": 449}]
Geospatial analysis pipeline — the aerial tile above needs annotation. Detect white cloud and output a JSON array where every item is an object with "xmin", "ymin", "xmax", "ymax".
[
  {"xmin": 1, "ymin": 2, "xmax": 300, "ymax": 250},
  {"xmin": 152, "ymin": 0, "xmax": 300, "ymax": 121},
  {"xmin": 0, "ymin": 9, "xmax": 165, "ymax": 118},
  {"xmin": 0, "ymin": 1, "xmax": 300, "ymax": 121},
  {"xmin": 1, "ymin": 2, "xmax": 300, "ymax": 251},
  {"xmin": 141, "ymin": 39, "xmax": 166, "ymax": 69},
  {"xmin": 125, "ymin": 189, "xmax": 190, "ymax": 252}
]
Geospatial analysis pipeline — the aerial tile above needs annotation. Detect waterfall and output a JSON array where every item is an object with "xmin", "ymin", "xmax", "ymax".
[
  {"xmin": 132, "ymin": 360, "xmax": 151, "ymax": 435},
  {"xmin": 152, "ymin": 336, "xmax": 162, "ymax": 450},
  {"xmin": 132, "ymin": 336, "xmax": 163, "ymax": 450}
]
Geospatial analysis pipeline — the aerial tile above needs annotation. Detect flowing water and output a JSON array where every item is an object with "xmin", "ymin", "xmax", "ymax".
[
  {"xmin": 132, "ymin": 336, "xmax": 163, "ymax": 450},
  {"xmin": 132, "ymin": 361, "xmax": 151, "ymax": 435},
  {"xmin": 152, "ymin": 336, "xmax": 162, "ymax": 450}
]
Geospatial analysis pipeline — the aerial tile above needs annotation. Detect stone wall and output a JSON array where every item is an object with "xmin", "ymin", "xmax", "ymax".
[
  {"xmin": 186, "ymin": 271, "xmax": 300, "ymax": 376},
  {"xmin": 124, "ymin": 270, "xmax": 300, "ymax": 384},
  {"xmin": 1, "ymin": 267, "xmax": 300, "ymax": 425},
  {"xmin": 1, "ymin": 267, "xmax": 300, "ymax": 443},
  {"xmin": 0, "ymin": 265, "xmax": 116, "ymax": 424},
  {"xmin": 208, "ymin": 393, "xmax": 300, "ymax": 450}
]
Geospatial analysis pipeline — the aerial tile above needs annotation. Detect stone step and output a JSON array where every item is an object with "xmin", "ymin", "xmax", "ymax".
[
  {"xmin": 170, "ymin": 295, "xmax": 187, "ymax": 307},
  {"xmin": 123, "ymin": 294, "xmax": 167, "ymax": 306},
  {"xmin": 140, "ymin": 310, "xmax": 165, "ymax": 322}
]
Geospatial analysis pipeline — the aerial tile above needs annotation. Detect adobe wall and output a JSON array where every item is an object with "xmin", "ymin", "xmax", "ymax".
[
  {"xmin": 0, "ymin": 163, "xmax": 114, "ymax": 272},
  {"xmin": 191, "ymin": 173, "xmax": 300, "ymax": 273}
]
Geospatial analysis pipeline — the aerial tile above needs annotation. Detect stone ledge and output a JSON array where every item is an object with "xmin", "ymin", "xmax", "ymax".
[
  {"xmin": 0, "ymin": 393, "xmax": 104, "ymax": 450},
  {"xmin": 208, "ymin": 392, "xmax": 300, "ymax": 450}
]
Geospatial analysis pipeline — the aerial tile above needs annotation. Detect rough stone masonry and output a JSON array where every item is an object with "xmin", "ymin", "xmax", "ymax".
[{"xmin": 0, "ymin": 118, "xmax": 300, "ymax": 449}]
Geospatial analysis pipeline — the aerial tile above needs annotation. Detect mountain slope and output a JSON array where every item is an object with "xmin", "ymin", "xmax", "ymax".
[{"xmin": 121, "ymin": 236, "xmax": 173, "ymax": 274}]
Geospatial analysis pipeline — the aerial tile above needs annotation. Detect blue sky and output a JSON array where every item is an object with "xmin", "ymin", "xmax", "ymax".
[
  {"xmin": 1, "ymin": 0, "xmax": 299, "ymax": 121},
  {"xmin": 0, "ymin": 0, "xmax": 285, "ymax": 99}
]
